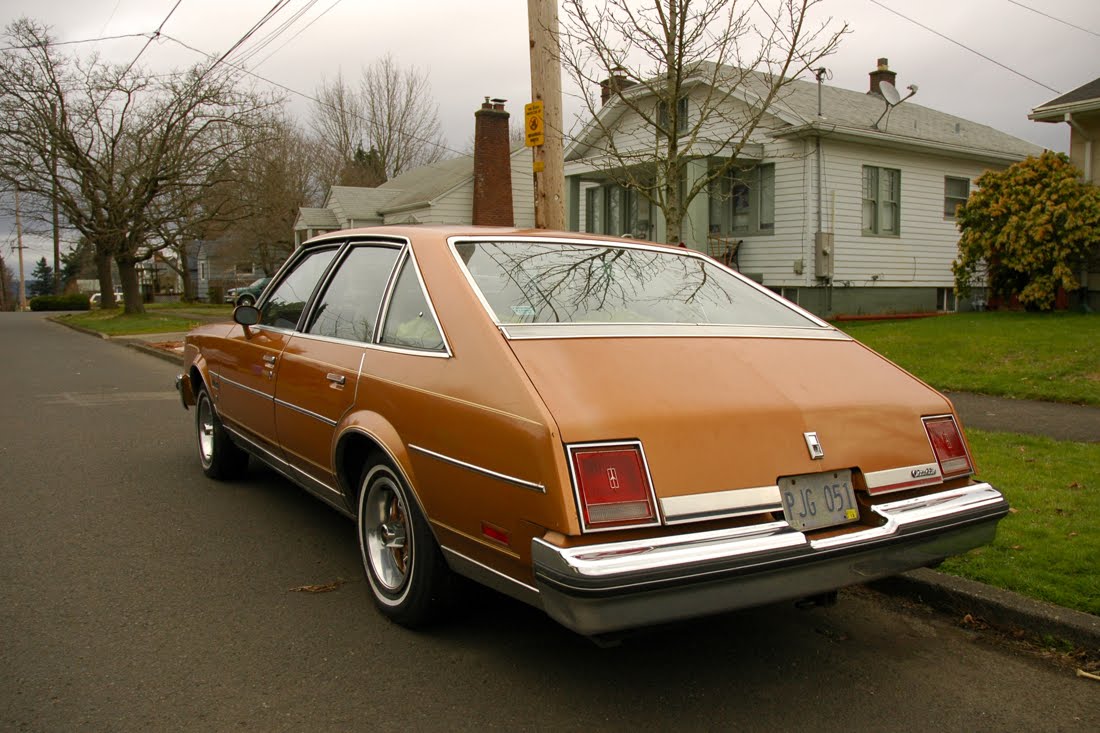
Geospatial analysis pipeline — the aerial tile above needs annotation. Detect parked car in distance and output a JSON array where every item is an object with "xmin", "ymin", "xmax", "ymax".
[
  {"xmin": 224, "ymin": 277, "xmax": 271, "ymax": 307},
  {"xmin": 176, "ymin": 225, "xmax": 1008, "ymax": 638},
  {"xmin": 89, "ymin": 291, "xmax": 124, "ymax": 308}
]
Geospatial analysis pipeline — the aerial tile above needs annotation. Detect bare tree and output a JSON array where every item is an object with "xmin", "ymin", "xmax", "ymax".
[
  {"xmin": 0, "ymin": 18, "xmax": 280, "ymax": 313},
  {"xmin": 310, "ymin": 55, "xmax": 448, "ymax": 188},
  {"xmin": 310, "ymin": 71, "xmax": 367, "ymax": 189},
  {"xmin": 559, "ymin": 0, "xmax": 846, "ymax": 243},
  {"xmin": 361, "ymin": 53, "xmax": 448, "ymax": 178}
]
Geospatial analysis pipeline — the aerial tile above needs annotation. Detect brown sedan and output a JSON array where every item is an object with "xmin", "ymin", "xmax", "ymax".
[{"xmin": 176, "ymin": 226, "xmax": 1008, "ymax": 637}]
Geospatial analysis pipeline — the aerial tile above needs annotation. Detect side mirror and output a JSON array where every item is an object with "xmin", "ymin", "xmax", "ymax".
[{"xmin": 233, "ymin": 305, "xmax": 260, "ymax": 337}]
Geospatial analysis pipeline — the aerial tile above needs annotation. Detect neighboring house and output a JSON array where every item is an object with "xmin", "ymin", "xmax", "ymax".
[
  {"xmin": 565, "ymin": 59, "xmax": 1043, "ymax": 316},
  {"xmin": 295, "ymin": 99, "xmax": 535, "ymax": 245},
  {"xmin": 191, "ymin": 239, "xmax": 261, "ymax": 302},
  {"xmin": 1030, "ymin": 76, "xmax": 1100, "ymax": 310}
]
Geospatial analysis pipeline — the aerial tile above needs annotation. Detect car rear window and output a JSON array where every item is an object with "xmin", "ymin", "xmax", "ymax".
[{"xmin": 456, "ymin": 241, "xmax": 817, "ymax": 328}]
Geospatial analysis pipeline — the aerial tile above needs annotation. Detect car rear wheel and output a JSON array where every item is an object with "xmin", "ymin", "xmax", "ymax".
[
  {"xmin": 357, "ymin": 463, "xmax": 449, "ymax": 627},
  {"xmin": 236, "ymin": 294, "xmax": 255, "ymax": 307},
  {"xmin": 195, "ymin": 386, "xmax": 249, "ymax": 480}
]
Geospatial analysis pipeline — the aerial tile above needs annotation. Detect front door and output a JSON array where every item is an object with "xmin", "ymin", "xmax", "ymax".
[
  {"xmin": 274, "ymin": 244, "xmax": 401, "ymax": 494},
  {"xmin": 214, "ymin": 245, "xmax": 340, "ymax": 455}
]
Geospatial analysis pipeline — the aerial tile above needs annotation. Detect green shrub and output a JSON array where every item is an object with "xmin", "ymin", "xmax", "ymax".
[{"xmin": 29, "ymin": 293, "xmax": 91, "ymax": 311}]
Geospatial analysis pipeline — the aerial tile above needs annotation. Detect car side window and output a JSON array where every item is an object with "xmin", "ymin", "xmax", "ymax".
[
  {"xmin": 306, "ymin": 245, "xmax": 400, "ymax": 343},
  {"xmin": 381, "ymin": 256, "xmax": 445, "ymax": 352},
  {"xmin": 259, "ymin": 248, "xmax": 338, "ymax": 330}
]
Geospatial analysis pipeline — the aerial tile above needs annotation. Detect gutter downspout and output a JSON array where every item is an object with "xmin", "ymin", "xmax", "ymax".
[{"xmin": 1065, "ymin": 113, "xmax": 1092, "ymax": 308}]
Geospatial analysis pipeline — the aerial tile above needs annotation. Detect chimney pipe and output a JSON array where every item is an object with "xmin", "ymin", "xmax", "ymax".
[{"xmin": 472, "ymin": 97, "xmax": 513, "ymax": 227}]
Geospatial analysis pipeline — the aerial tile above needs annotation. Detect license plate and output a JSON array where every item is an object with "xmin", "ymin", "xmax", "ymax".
[{"xmin": 779, "ymin": 469, "xmax": 859, "ymax": 532}]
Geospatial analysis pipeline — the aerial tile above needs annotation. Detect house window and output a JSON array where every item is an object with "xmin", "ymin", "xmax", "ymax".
[
  {"xmin": 709, "ymin": 164, "xmax": 776, "ymax": 236},
  {"xmin": 585, "ymin": 183, "xmax": 651, "ymax": 239},
  {"xmin": 657, "ymin": 96, "xmax": 689, "ymax": 134},
  {"xmin": 198, "ymin": 261, "xmax": 208, "ymax": 281},
  {"xmin": 862, "ymin": 166, "xmax": 901, "ymax": 235},
  {"xmin": 944, "ymin": 176, "xmax": 969, "ymax": 219}
]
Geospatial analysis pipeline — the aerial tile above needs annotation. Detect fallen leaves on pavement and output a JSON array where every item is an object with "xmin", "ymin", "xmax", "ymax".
[{"xmin": 289, "ymin": 579, "xmax": 346, "ymax": 594}]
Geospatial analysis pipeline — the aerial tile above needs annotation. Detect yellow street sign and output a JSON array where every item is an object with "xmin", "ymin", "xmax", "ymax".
[
  {"xmin": 525, "ymin": 100, "xmax": 545, "ymax": 147},
  {"xmin": 532, "ymin": 160, "xmax": 545, "ymax": 173}
]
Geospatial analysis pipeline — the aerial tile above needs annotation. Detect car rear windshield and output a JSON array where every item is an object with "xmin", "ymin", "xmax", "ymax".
[{"xmin": 457, "ymin": 241, "xmax": 817, "ymax": 328}]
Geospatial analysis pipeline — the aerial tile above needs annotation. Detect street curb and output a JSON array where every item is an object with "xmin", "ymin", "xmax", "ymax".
[
  {"xmin": 869, "ymin": 568, "xmax": 1100, "ymax": 652},
  {"xmin": 47, "ymin": 315, "xmax": 110, "ymax": 339},
  {"xmin": 125, "ymin": 341, "xmax": 183, "ymax": 365}
]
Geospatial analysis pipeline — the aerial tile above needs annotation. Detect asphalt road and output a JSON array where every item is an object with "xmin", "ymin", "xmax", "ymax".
[{"xmin": 2, "ymin": 312, "xmax": 1097, "ymax": 732}]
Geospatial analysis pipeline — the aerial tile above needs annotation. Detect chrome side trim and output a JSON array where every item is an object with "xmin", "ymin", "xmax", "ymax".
[
  {"xmin": 499, "ymin": 323, "xmax": 850, "ymax": 341},
  {"xmin": 864, "ymin": 463, "xmax": 943, "ymax": 494},
  {"xmin": 408, "ymin": 444, "xmax": 545, "ymax": 493},
  {"xmin": 440, "ymin": 547, "xmax": 542, "ymax": 608},
  {"xmin": 285, "ymin": 330, "xmax": 452, "ymax": 359},
  {"xmin": 660, "ymin": 485, "xmax": 783, "ymax": 525},
  {"xmin": 212, "ymin": 372, "xmax": 273, "ymax": 401},
  {"xmin": 221, "ymin": 423, "xmax": 350, "ymax": 512},
  {"xmin": 273, "ymin": 398, "xmax": 338, "ymax": 427}
]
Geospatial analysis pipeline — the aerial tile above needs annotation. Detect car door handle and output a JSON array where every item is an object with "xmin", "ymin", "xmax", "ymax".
[
  {"xmin": 263, "ymin": 355, "xmax": 277, "ymax": 366},
  {"xmin": 326, "ymin": 373, "xmax": 346, "ymax": 386}
]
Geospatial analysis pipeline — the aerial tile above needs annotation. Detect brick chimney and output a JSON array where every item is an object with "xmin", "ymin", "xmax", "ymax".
[
  {"xmin": 600, "ymin": 67, "xmax": 635, "ymax": 106},
  {"xmin": 472, "ymin": 97, "xmax": 513, "ymax": 227},
  {"xmin": 868, "ymin": 57, "xmax": 897, "ymax": 96}
]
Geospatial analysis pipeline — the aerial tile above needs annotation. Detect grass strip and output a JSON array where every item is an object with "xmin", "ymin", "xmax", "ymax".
[
  {"xmin": 58, "ymin": 309, "xmax": 200, "ymax": 335},
  {"xmin": 838, "ymin": 312, "xmax": 1100, "ymax": 405},
  {"xmin": 940, "ymin": 429, "xmax": 1099, "ymax": 615}
]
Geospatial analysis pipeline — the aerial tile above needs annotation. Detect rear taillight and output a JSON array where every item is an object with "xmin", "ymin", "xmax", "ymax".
[
  {"xmin": 923, "ymin": 415, "xmax": 974, "ymax": 479},
  {"xmin": 569, "ymin": 442, "xmax": 660, "ymax": 532}
]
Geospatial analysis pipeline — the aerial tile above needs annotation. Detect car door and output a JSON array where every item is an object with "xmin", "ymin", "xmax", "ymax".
[
  {"xmin": 214, "ymin": 245, "xmax": 339, "ymax": 455},
  {"xmin": 274, "ymin": 243, "xmax": 402, "ymax": 494}
]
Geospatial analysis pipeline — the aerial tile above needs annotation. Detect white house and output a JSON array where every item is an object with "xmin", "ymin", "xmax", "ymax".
[
  {"xmin": 295, "ymin": 100, "xmax": 535, "ymax": 245},
  {"xmin": 565, "ymin": 60, "xmax": 1043, "ymax": 316}
]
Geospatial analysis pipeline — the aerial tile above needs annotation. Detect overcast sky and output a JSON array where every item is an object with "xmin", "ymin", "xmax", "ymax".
[{"xmin": 3, "ymin": 0, "xmax": 1099, "ymax": 264}]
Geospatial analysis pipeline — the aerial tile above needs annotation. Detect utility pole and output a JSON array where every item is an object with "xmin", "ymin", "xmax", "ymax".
[
  {"xmin": 50, "ymin": 101, "xmax": 61, "ymax": 294},
  {"xmin": 527, "ymin": 0, "xmax": 566, "ymax": 230},
  {"xmin": 15, "ymin": 186, "xmax": 27, "ymax": 311}
]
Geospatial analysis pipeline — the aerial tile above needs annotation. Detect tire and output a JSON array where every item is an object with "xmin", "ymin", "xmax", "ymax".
[
  {"xmin": 357, "ymin": 463, "xmax": 450, "ymax": 627},
  {"xmin": 236, "ymin": 294, "xmax": 255, "ymax": 307},
  {"xmin": 195, "ymin": 386, "xmax": 249, "ymax": 480}
]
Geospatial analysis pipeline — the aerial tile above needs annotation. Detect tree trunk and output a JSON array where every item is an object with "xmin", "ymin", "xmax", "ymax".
[
  {"xmin": 116, "ymin": 258, "xmax": 145, "ymax": 315},
  {"xmin": 96, "ymin": 252, "xmax": 116, "ymax": 308}
]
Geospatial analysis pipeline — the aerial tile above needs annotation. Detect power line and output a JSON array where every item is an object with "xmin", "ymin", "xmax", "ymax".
[
  {"xmin": 118, "ymin": 0, "xmax": 184, "ymax": 81},
  {"xmin": 213, "ymin": 0, "xmax": 293, "ymax": 69},
  {"xmin": 0, "ymin": 32, "xmax": 148, "ymax": 53},
  {"xmin": 161, "ymin": 33, "xmax": 466, "ymax": 160},
  {"xmin": 231, "ymin": 0, "xmax": 323, "ymax": 68},
  {"xmin": 867, "ymin": 0, "xmax": 1061, "ymax": 95},
  {"xmin": 1003, "ymin": 0, "xmax": 1100, "ymax": 39},
  {"xmin": 251, "ymin": 0, "xmax": 346, "ymax": 70}
]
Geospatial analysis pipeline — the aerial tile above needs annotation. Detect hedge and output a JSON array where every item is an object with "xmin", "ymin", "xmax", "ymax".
[{"xmin": 29, "ymin": 294, "xmax": 91, "ymax": 311}]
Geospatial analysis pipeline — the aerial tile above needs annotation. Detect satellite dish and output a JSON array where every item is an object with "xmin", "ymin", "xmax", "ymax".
[{"xmin": 880, "ymin": 81, "xmax": 901, "ymax": 105}]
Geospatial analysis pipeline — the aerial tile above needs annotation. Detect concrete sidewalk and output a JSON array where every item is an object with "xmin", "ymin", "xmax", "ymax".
[{"xmin": 947, "ymin": 390, "xmax": 1100, "ymax": 443}]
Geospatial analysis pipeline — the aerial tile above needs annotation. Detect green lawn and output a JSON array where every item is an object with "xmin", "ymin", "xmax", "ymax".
[
  {"xmin": 838, "ymin": 312, "xmax": 1100, "ymax": 405},
  {"xmin": 940, "ymin": 430, "xmax": 1099, "ymax": 615},
  {"xmin": 146, "ymin": 301, "xmax": 233, "ymax": 315},
  {"xmin": 58, "ymin": 308, "xmax": 201, "ymax": 335}
]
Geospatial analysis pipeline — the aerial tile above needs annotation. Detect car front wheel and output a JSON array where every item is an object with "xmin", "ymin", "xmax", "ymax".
[
  {"xmin": 236, "ymin": 294, "xmax": 255, "ymax": 307},
  {"xmin": 357, "ymin": 463, "xmax": 449, "ymax": 627},
  {"xmin": 195, "ymin": 386, "xmax": 249, "ymax": 479}
]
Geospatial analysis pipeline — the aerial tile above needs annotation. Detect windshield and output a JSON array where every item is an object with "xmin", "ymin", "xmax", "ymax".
[{"xmin": 456, "ymin": 241, "xmax": 817, "ymax": 328}]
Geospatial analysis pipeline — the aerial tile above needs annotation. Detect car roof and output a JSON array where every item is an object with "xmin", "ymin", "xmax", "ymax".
[{"xmin": 300, "ymin": 224, "xmax": 685, "ymax": 251}]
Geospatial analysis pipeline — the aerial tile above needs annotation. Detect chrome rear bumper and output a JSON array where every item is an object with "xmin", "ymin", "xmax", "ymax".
[{"xmin": 532, "ymin": 483, "xmax": 1008, "ymax": 636}]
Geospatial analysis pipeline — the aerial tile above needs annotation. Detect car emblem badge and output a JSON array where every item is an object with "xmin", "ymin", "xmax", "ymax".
[
  {"xmin": 804, "ymin": 432, "xmax": 825, "ymax": 460},
  {"xmin": 606, "ymin": 467, "xmax": 620, "ymax": 490}
]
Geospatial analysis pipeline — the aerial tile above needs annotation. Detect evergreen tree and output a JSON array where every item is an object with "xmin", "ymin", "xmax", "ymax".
[{"xmin": 29, "ymin": 256, "xmax": 53, "ymax": 297}]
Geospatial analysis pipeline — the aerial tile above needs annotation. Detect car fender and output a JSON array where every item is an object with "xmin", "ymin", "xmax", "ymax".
[{"xmin": 333, "ymin": 411, "xmax": 424, "ymax": 514}]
